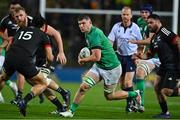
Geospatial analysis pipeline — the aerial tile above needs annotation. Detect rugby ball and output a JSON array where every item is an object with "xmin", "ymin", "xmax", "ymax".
[{"xmin": 79, "ymin": 47, "xmax": 90, "ymax": 58}]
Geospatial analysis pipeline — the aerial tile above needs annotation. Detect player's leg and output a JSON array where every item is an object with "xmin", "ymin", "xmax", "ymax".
[
  {"xmin": 160, "ymin": 69, "xmax": 179, "ymax": 97},
  {"xmin": 153, "ymin": 74, "xmax": 171, "ymax": 119},
  {"xmin": 60, "ymin": 65, "xmax": 101, "ymax": 117},
  {"xmin": 47, "ymin": 79, "xmax": 70, "ymax": 108},
  {"xmin": 17, "ymin": 71, "xmax": 48, "ymax": 116},
  {"xmin": 101, "ymin": 64, "xmax": 141, "ymax": 109},
  {"xmin": 43, "ymin": 88, "xmax": 66, "ymax": 114},
  {"xmin": 0, "ymin": 56, "xmax": 5, "ymax": 103},
  {"xmin": 123, "ymin": 72, "xmax": 135, "ymax": 113},
  {"xmin": 104, "ymin": 86, "xmax": 141, "ymax": 112},
  {"xmin": 12, "ymin": 72, "xmax": 45, "ymax": 105},
  {"xmin": 5, "ymin": 80, "xmax": 18, "ymax": 96},
  {"xmin": 0, "ymin": 55, "xmax": 18, "ymax": 98},
  {"xmin": 136, "ymin": 59, "xmax": 156, "ymax": 112},
  {"xmin": 40, "ymin": 65, "xmax": 70, "ymax": 107},
  {"xmin": 11, "ymin": 73, "xmax": 25, "ymax": 105},
  {"xmin": 155, "ymin": 69, "xmax": 179, "ymax": 118},
  {"xmin": 0, "ymin": 67, "xmax": 13, "ymax": 103},
  {"xmin": 120, "ymin": 56, "xmax": 136, "ymax": 113}
]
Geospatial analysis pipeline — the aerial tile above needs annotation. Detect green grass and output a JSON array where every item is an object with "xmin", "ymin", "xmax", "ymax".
[{"xmin": 0, "ymin": 81, "xmax": 180, "ymax": 119}]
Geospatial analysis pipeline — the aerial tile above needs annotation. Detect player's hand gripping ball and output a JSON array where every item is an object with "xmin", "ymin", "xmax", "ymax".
[{"xmin": 79, "ymin": 47, "xmax": 90, "ymax": 58}]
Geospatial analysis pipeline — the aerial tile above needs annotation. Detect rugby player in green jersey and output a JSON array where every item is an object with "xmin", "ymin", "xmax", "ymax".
[
  {"xmin": 129, "ymin": 4, "xmax": 160, "ymax": 112},
  {"xmin": 60, "ymin": 15, "xmax": 141, "ymax": 118}
]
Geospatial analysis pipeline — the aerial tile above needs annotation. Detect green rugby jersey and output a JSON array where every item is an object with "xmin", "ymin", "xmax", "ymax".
[
  {"xmin": 0, "ymin": 37, "xmax": 5, "ymax": 56},
  {"xmin": 137, "ymin": 17, "xmax": 150, "ymax": 39},
  {"xmin": 85, "ymin": 26, "xmax": 120, "ymax": 70}
]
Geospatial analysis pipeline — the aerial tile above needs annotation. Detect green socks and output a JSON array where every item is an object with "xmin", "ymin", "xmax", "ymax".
[
  {"xmin": 128, "ymin": 91, "xmax": 138, "ymax": 98},
  {"xmin": 136, "ymin": 79, "xmax": 145, "ymax": 106},
  {"xmin": 70, "ymin": 103, "xmax": 79, "ymax": 113}
]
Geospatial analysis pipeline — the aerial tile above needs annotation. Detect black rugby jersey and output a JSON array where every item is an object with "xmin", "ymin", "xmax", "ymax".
[
  {"xmin": 0, "ymin": 15, "xmax": 18, "ymax": 36},
  {"xmin": 9, "ymin": 26, "xmax": 51, "ymax": 58},
  {"xmin": 0, "ymin": 15, "xmax": 33, "ymax": 37},
  {"xmin": 150, "ymin": 27, "xmax": 178, "ymax": 66}
]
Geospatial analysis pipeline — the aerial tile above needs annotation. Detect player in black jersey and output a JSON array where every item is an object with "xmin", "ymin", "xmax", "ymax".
[
  {"xmin": 12, "ymin": 6, "xmax": 70, "ymax": 114},
  {"xmin": 0, "ymin": 15, "xmax": 54, "ymax": 116},
  {"xmin": 0, "ymin": 1, "xmax": 46, "ymax": 104},
  {"xmin": 134, "ymin": 14, "xmax": 180, "ymax": 119}
]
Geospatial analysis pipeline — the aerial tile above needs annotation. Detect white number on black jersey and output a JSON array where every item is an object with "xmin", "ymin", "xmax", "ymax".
[{"xmin": 18, "ymin": 31, "xmax": 33, "ymax": 40}]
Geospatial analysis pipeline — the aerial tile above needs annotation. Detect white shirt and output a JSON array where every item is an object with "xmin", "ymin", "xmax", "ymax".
[{"xmin": 108, "ymin": 22, "xmax": 142, "ymax": 56}]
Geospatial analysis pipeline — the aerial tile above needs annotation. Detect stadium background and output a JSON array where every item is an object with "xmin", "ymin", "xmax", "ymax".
[{"xmin": 0, "ymin": 0, "xmax": 179, "ymax": 82}]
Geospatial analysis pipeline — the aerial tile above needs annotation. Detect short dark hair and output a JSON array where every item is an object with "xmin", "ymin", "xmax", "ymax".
[
  {"xmin": 9, "ymin": 0, "xmax": 22, "ymax": 7},
  {"xmin": 32, "ymin": 14, "xmax": 46, "ymax": 28},
  {"xmin": 140, "ymin": 4, "xmax": 153, "ymax": 14},
  {"xmin": 77, "ymin": 14, "xmax": 91, "ymax": 21},
  {"xmin": 148, "ymin": 14, "xmax": 161, "ymax": 20}
]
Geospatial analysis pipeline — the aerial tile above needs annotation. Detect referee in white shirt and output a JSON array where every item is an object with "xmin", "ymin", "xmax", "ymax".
[{"xmin": 108, "ymin": 6, "xmax": 142, "ymax": 113}]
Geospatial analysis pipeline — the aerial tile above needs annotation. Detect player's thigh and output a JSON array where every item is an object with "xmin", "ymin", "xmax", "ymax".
[
  {"xmin": 82, "ymin": 64, "xmax": 101, "ymax": 88},
  {"xmin": 124, "ymin": 71, "xmax": 135, "ymax": 83},
  {"xmin": 100, "ymin": 65, "xmax": 122, "ymax": 93},
  {"xmin": 137, "ymin": 59, "xmax": 156, "ymax": 76},
  {"xmin": 17, "ymin": 60, "xmax": 40, "ymax": 83},
  {"xmin": 29, "ymin": 71, "xmax": 51, "ymax": 86},
  {"xmin": 162, "ymin": 70, "xmax": 178, "ymax": 89}
]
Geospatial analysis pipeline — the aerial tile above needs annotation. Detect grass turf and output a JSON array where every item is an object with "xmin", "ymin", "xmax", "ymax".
[{"xmin": 0, "ymin": 81, "xmax": 180, "ymax": 119}]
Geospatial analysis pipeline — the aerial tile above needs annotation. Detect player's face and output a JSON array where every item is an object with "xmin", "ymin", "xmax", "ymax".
[
  {"xmin": 78, "ymin": 19, "xmax": 92, "ymax": 33},
  {"xmin": 14, "ymin": 10, "xmax": 27, "ymax": 27},
  {"xmin": 121, "ymin": 8, "xmax": 132, "ymax": 24},
  {"xmin": 147, "ymin": 18, "xmax": 158, "ymax": 33},
  {"xmin": 140, "ymin": 10, "xmax": 150, "ymax": 21}
]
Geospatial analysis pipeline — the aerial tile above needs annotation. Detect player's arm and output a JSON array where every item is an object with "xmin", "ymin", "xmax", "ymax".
[
  {"xmin": 0, "ymin": 40, "xmax": 8, "ymax": 48},
  {"xmin": 44, "ymin": 44, "xmax": 54, "ymax": 65},
  {"xmin": 133, "ymin": 49, "xmax": 154, "ymax": 61},
  {"xmin": 128, "ymin": 33, "xmax": 154, "ymax": 45},
  {"xmin": 0, "ymin": 31, "xmax": 8, "ymax": 40},
  {"xmin": 78, "ymin": 48, "xmax": 101, "ymax": 65},
  {"xmin": 172, "ymin": 35, "xmax": 180, "ymax": 50},
  {"xmin": 45, "ymin": 25, "xmax": 67, "ymax": 65}
]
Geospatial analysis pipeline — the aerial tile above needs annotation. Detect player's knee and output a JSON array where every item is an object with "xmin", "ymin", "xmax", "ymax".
[
  {"xmin": 154, "ymin": 81, "xmax": 159, "ymax": 91},
  {"xmin": 137, "ymin": 63, "xmax": 149, "ymax": 77},
  {"xmin": 169, "ymin": 88, "xmax": 178, "ymax": 97},
  {"xmin": 79, "ymin": 83, "xmax": 90, "ymax": 93},
  {"xmin": 104, "ymin": 91, "xmax": 114, "ymax": 101},
  {"xmin": 161, "ymin": 88, "xmax": 172, "ymax": 96},
  {"xmin": 136, "ymin": 68, "xmax": 146, "ymax": 78}
]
